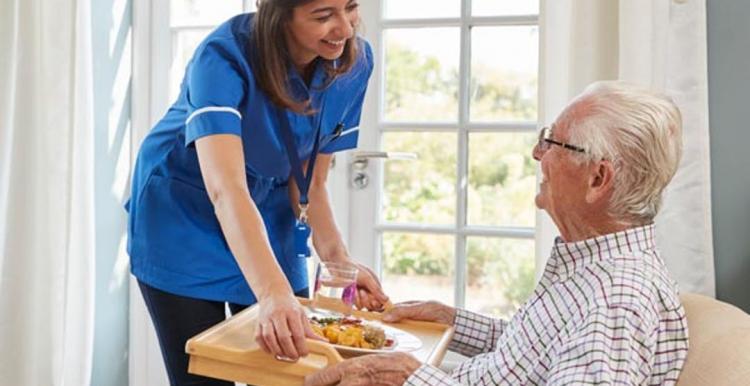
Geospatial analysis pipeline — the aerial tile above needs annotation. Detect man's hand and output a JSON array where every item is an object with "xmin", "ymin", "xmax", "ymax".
[
  {"xmin": 304, "ymin": 352, "xmax": 422, "ymax": 386},
  {"xmin": 382, "ymin": 300, "xmax": 456, "ymax": 325}
]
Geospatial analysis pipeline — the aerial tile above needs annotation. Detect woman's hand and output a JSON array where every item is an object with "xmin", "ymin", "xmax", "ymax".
[
  {"xmin": 351, "ymin": 262, "xmax": 390, "ymax": 311},
  {"xmin": 304, "ymin": 352, "xmax": 422, "ymax": 386},
  {"xmin": 382, "ymin": 300, "xmax": 456, "ymax": 325},
  {"xmin": 254, "ymin": 291, "xmax": 324, "ymax": 361}
]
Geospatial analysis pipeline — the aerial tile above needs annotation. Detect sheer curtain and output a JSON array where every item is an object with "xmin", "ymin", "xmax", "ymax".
[
  {"xmin": 0, "ymin": 0, "xmax": 96, "ymax": 384},
  {"xmin": 537, "ymin": 0, "xmax": 715, "ymax": 295}
]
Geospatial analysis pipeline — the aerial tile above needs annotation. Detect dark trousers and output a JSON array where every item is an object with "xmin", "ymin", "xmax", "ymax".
[{"xmin": 138, "ymin": 280, "xmax": 309, "ymax": 386}]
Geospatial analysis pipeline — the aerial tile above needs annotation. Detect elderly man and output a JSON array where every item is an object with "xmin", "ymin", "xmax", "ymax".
[{"xmin": 305, "ymin": 81, "xmax": 689, "ymax": 386}]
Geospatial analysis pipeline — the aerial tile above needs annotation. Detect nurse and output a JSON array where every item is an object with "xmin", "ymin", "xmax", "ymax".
[{"xmin": 125, "ymin": 0, "xmax": 387, "ymax": 384}]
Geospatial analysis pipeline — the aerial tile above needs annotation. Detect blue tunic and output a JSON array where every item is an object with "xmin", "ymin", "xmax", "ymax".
[{"xmin": 125, "ymin": 13, "xmax": 372, "ymax": 305}]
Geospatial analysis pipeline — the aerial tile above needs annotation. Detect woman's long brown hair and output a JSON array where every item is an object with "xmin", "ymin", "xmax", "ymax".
[{"xmin": 252, "ymin": 0, "xmax": 360, "ymax": 114}]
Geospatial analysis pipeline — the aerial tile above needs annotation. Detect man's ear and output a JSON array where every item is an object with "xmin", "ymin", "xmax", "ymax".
[{"xmin": 585, "ymin": 160, "xmax": 615, "ymax": 204}]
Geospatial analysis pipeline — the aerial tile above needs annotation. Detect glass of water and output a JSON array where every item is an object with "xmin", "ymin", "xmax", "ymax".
[{"xmin": 313, "ymin": 261, "xmax": 359, "ymax": 306}]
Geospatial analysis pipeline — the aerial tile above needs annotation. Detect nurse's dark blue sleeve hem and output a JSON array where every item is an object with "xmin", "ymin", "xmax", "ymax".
[{"xmin": 184, "ymin": 111, "xmax": 242, "ymax": 147}]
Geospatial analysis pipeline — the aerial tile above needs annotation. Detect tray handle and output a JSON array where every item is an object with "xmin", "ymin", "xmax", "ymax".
[{"xmin": 306, "ymin": 339, "xmax": 344, "ymax": 366}]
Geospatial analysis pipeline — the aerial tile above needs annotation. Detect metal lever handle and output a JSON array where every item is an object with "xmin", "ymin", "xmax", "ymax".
[
  {"xmin": 349, "ymin": 151, "xmax": 417, "ymax": 190},
  {"xmin": 351, "ymin": 151, "xmax": 417, "ymax": 162}
]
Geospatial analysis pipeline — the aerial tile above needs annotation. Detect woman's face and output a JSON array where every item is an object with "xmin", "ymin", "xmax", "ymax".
[{"xmin": 286, "ymin": 0, "xmax": 360, "ymax": 67}]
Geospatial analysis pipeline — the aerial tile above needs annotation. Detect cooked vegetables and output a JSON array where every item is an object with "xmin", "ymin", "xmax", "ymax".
[{"xmin": 310, "ymin": 316, "xmax": 392, "ymax": 350}]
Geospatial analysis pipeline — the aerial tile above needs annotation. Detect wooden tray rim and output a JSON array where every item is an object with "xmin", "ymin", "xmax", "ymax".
[{"xmin": 186, "ymin": 296, "xmax": 456, "ymax": 367}]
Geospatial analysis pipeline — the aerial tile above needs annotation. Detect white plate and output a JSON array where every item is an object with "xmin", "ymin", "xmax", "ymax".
[{"xmin": 329, "ymin": 322, "xmax": 423, "ymax": 356}]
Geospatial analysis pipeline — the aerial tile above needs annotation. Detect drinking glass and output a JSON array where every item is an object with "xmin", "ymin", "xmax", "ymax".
[{"xmin": 313, "ymin": 261, "xmax": 359, "ymax": 306}]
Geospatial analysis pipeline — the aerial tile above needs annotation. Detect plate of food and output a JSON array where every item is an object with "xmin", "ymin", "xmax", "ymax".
[{"xmin": 309, "ymin": 314, "xmax": 422, "ymax": 355}]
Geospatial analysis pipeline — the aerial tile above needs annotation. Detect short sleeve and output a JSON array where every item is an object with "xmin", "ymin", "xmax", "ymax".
[
  {"xmin": 184, "ymin": 39, "xmax": 247, "ymax": 146},
  {"xmin": 321, "ymin": 40, "xmax": 374, "ymax": 154}
]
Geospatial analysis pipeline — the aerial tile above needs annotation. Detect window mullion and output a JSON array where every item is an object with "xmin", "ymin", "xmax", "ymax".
[
  {"xmin": 378, "ymin": 122, "xmax": 538, "ymax": 132},
  {"xmin": 150, "ymin": 0, "xmax": 171, "ymax": 126},
  {"xmin": 170, "ymin": 25, "xmax": 217, "ymax": 32},
  {"xmin": 380, "ymin": 15, "xmax": 538, "ymax": 29},
  {"xmin": 372, "ymin": 0, "xmax": 387, "ymax": 281},
  {"xmin": 243, "ymin": 0, "xmax": 255, "ymax": 12},
  {"xmin": 454, "ymin": 0, "xmax": 472, "ymax": 309}
]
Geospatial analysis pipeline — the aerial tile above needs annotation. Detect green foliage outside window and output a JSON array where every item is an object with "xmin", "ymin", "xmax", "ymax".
[{"xmin": 381, "ymin": 38, "xmax": 539, "ymax": 314}]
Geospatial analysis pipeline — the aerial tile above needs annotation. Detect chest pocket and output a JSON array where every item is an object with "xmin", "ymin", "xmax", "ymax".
[{"xmin": 318, "ymin": 98, "xmax": 348, "ymax": 149}]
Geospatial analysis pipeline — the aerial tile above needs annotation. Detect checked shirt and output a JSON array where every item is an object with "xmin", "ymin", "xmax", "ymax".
[{"xmin": 405, "ymin": 224, "xmax": 689, "ymax": 386}]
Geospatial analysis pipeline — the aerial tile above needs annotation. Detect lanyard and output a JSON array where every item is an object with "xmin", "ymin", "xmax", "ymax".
[{"xmin": 275, "ymin": 102, "xmax": 325, "ymax": 223}]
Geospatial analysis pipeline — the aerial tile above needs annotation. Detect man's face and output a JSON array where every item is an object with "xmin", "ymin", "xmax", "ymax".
[{"xmin": 532, "ymin": 121, "xmax": 590, "ymax": 223}]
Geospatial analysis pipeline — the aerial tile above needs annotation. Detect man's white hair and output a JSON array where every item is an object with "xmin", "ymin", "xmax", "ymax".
[{"xmin": 564, "ymin": 81, "xmax": 683, "ymax": 224}]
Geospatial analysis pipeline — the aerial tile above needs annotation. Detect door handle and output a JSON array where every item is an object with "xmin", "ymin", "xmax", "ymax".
[
  {"xmin": 351, "ymin": 151, "xmax": 417, "ymax": 163},
  {"xmin": 349, "ymin": 151, "xmax": 417, "ymax": 190}
]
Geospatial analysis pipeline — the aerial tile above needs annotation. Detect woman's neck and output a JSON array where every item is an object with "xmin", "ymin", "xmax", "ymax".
[{"xmin": 297, "ymin": 59, "xmax": 317, "ymax": 86}]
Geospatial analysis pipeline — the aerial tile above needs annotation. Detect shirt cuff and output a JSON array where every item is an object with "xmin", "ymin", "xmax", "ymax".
[
  {"xmin": 404, "ymin": 364, "xmax": 461, "ymax": 386},
  {"xmin": 448, "ymin": 308, "xmax": 499, "ymax": 357}
]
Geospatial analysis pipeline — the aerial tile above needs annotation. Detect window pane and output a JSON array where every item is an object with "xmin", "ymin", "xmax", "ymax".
[
  {"xmin": 467, "ymin": 133, "xmax": 537, "ymax": 227},
  {"xmin": 170, "ymin": 0, "xmax": 243, "ymax": 26},
  {"xmin": 382, "ymin": 132, "xmax": 457, "ymax": 225},
  {"xmin": 472, "ymin": 0, "xmax": 539, "ymax": 17},
  {"xmin": 465, "ymin": 237, "xmax": 535, "ymax": 317},
  {"xmin": 470, "ymin": 26, "xmax": 538, "ymax": 122},
  {"xmin": 170, "ymin": 29, "xmax": 213, "ymax": 102},
  {"xmin": 384, "ymin": 28, "xmax": 460, "ymax": 122},
  {"xmin": 384, "ymin": 0, "xmax": 460, "ymax": 19},
  {"xmin": 382, "ymin": 233, "xmax": 455, "ymax": 305},
  {"xmin": 243, "ymin": 0, "xmax": 257, "ymax": 12}
]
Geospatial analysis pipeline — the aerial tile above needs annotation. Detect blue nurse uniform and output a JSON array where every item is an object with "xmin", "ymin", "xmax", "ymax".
[{"xmin": 125, "ymin": 13, "xmax": 373, "ymax": 305}]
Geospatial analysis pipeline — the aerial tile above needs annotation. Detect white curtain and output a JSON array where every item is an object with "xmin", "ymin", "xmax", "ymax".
[
  {"xmin": 537, "ymin": 0, "xmax": 715, "ymax": 296},
  {"xmin": 0, "ymin": 0, "xmax": 96, "ymax": 384}
]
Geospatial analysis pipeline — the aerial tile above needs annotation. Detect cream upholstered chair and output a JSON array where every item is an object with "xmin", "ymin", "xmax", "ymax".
[{"xmin": 677, "ymin": 293, "xmax": 750, "ymax": 385}]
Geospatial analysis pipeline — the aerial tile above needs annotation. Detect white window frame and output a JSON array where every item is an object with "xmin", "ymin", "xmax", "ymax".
[
  {"xmin": 130, "ymin": 1, "xmax": 168, "ymax": 384},
  {"xmin": 357, "ymin": 1, "xmax": 542, "ymax": 309}
]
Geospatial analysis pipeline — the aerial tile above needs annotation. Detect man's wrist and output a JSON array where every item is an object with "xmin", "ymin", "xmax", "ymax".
[
  {"xmin": 428, "ymin": 301, "xmax": 457, "ymax": 326},
  {"xmin": 445, "ymin": 305, "xmax": 457, "ymax": 326}
]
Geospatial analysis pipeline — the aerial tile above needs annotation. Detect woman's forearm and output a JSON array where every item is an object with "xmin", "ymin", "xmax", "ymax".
[
  {"xmin": 287, "ymin": 156, "xmax": 389, "ymax": 307},
  {"xmin": 211, "ymin": 184, "xmax": 292, "ymax": 300},
  {"xmin": 287, "ymin": 155, "xmax": 349, "ymax": 262},
  {"xmin": 196, "ymin": 135, "xmax": 292, "ymax": 300}
]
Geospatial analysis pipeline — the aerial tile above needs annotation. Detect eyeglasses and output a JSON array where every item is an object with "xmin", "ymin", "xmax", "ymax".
[{"xmin": 537, "ymin": 126, "xmax": 586, "ymax": 153}]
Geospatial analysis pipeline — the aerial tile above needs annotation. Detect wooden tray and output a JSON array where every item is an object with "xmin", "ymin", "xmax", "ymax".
[{"xmin": 186, "ymin": 297, "xmax": 455, "ymax": 386}]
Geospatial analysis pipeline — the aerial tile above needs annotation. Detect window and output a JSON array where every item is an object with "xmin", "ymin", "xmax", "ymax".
[
  {"xmin": 168, "ymin": 0, "xmax": 257, "ymax": 100},
  {"xmin": 371, "ymin": 0, "xmax": 540, "ymax": 317}
]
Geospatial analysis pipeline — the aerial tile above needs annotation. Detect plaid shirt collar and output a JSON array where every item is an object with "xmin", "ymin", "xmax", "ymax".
[{"xmin": 549, "ymin": 223, "xmax": 657, "ymax": 281}]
